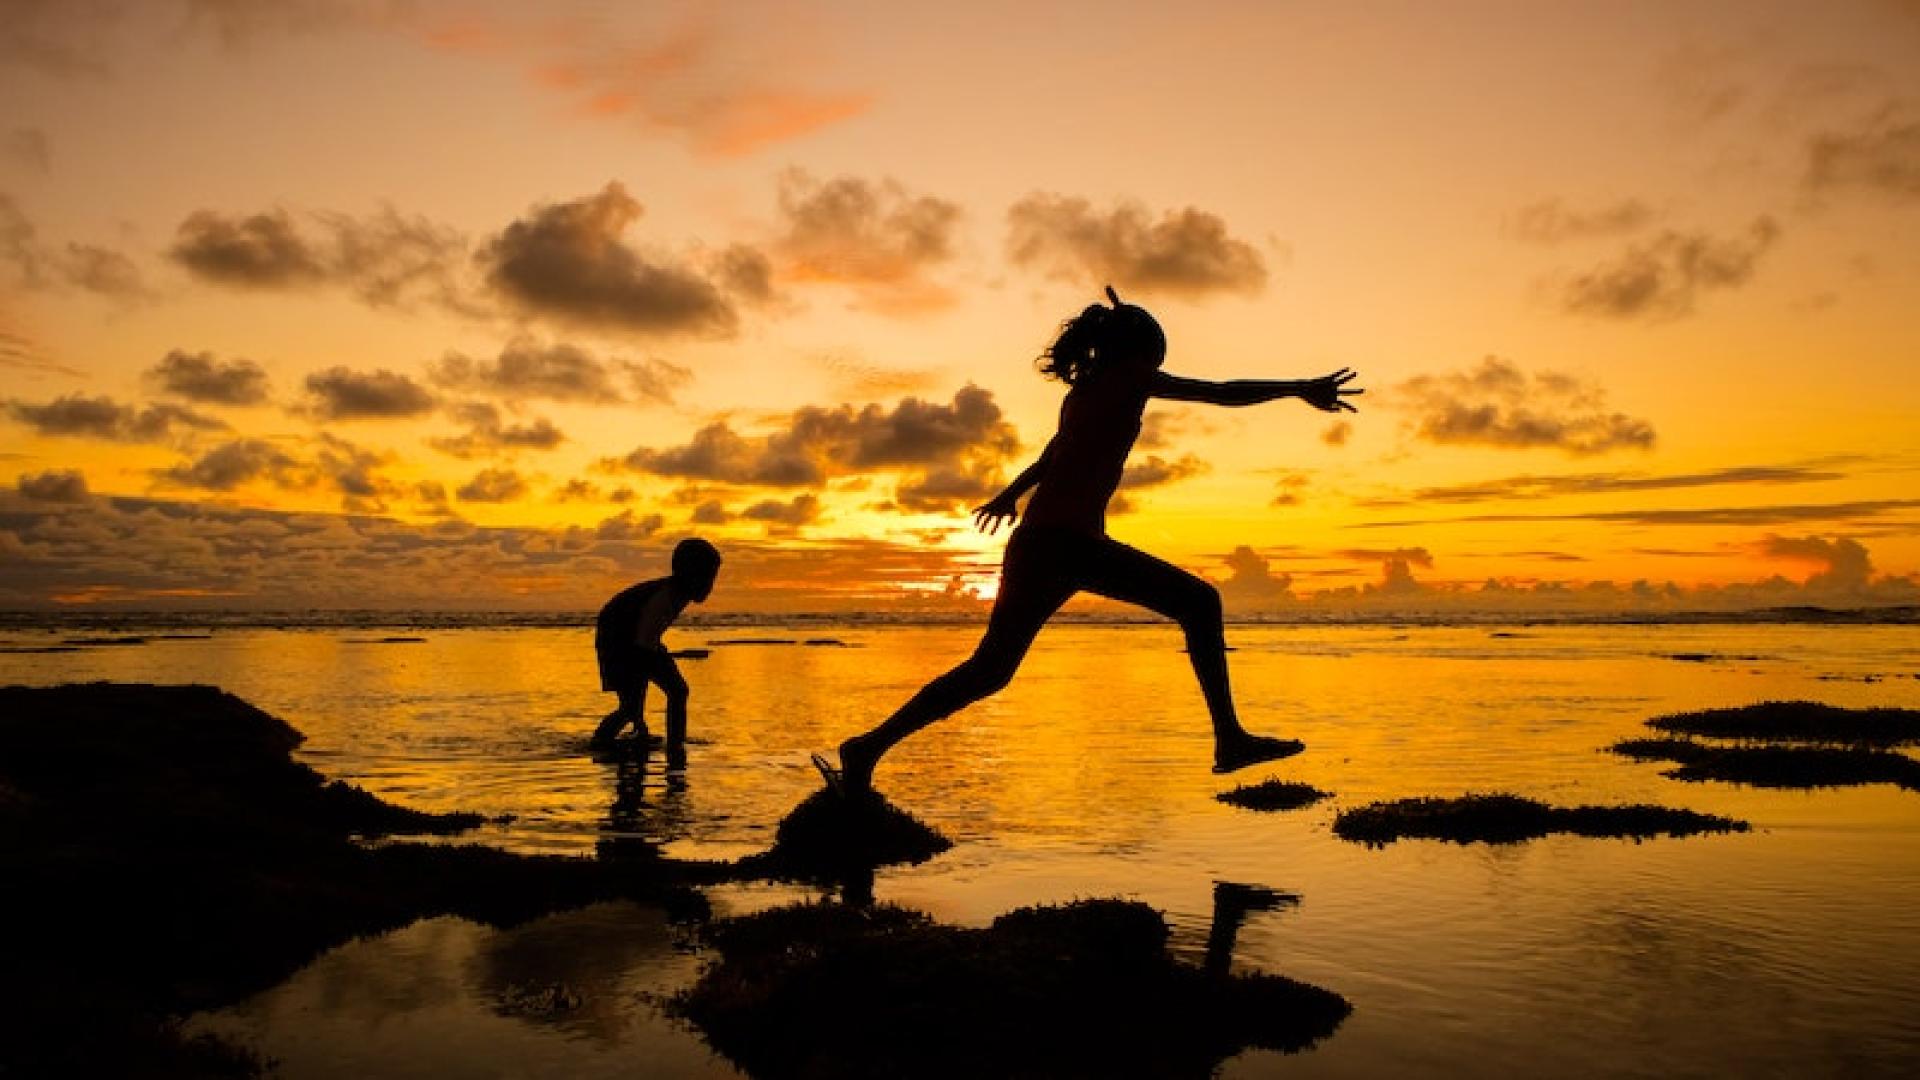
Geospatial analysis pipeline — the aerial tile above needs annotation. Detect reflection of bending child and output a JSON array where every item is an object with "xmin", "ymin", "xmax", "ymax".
[
  {"xmin": 592, "ymin": 538, "xmax": 722, "ymax": 763},
  {"xmin": 833, "ymin": 289, "xmax": 1362, "ymax": 794}
]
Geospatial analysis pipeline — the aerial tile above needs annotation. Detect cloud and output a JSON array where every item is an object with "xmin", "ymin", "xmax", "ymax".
[
  {"xmin": 1216, "ymin": 545, "xmax": 1293, "ymax": 609},
  {"xmin": 416, "ymin": 12, "xmax": 870, "ymax": 157},
  {"xmin": 3, "ymin": 128, "xmax": 51, "ymax": 174},
  {"xmin": 4, "ymin": 394, "xmax": 226, "ymax": 443},
  {"xmin": 1, "ymin": 193, "xmax": 149, "ymax": 300},
  {"xmin": 429, "ymin": 402, "xmax": 566, "ymax": 459},
  {"xmin": 169, "ymin": 208, "xmax": 327, "ymax": 287},
  {"xmin": 16, "ymin": 468, "xmax": 87, "ymax": 503},
  {"xmin": 612, "ymin": 385, "xmax": 1021, "ymax": 496},
  {"xmin": 1806, "ymin": 108, "xmax": 1920, "ymax": 203},
  {"xmin": 455, "ymin": 466, "xmax": 529, "ymax": 503},
  {"xmin": 145, "ymin": 349, "xmax": 271, "ymax": 406},
  {"xmin": 1335, "ymin": 546, "xmax": 1434, "ymax": 569},
  {"xmin": 1108, "ymin": 453, "xmax": 1208, "ymax": 513},
  {"xmin": 481, "ymin": 182, "xmax": 742, "ymax": 337},
  {"xmin": 429, "ymin": 337, "xmax": 688, "ymax": 406},
  {"xmin": 1320, "ymin": 421, "xmax": 1351, "ymax": 448},
  {"xmin": 741, "ymin": 492, "xmax": 822, "ymax": 531},
  {"xmin": 1006, "ymin": 193, "xmax": 1268, "ymax": 300},
  {"xmin": 770, "ymin": 170, "xmax": 963, "ymax": 312},
  {"xmin": 1392, "ymin": 357, "xmax": 1654, "ymax": 456},
  {"xmin": 170, "ymin": 204, "xmax": 474, "ymax": 312},
  {"xmin": 153, "ymin": 438, "xmax": 303, "ymax": 491},
  {"xmin": 1509, "ymin": 198, "xmax": 1656, "ymax": 244},
  {"xmin": 689, "ymin": 498, "xmax": 731, "ymax": 524},
  {"xmin": 1560, "ymin": 218, "xmax": 1779, "ymax": 319},
  {"xmin": 301, "ymin": 366, "xmax": 437, "ymax": 420},
  {"xmin": 1375, "ymin": 464, "xmax": 1845, "ymax": 506},
  {"xmin": 1356, "ymin": 497, "xmax": 1920, "ymax": 529},
  {"xmin": 1758, "ymin": 534, "xmax": 1874, "ymax": 591},
  {"xmin": 1271, "ymin": 471, "xmax": 1311, "ymax": 507},
  {"xmin": 892, "ymin": 460, "xmax": 1003, "ymax": 511}
]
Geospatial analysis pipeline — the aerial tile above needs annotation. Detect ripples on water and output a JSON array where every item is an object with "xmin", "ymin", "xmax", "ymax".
[{"xmin": 4, "ymin": 621, "xmax": 1918, "ymax": 1077}]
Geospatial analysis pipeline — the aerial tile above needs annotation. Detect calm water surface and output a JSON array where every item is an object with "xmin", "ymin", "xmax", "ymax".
[{"xmin": 5, "ymin": 622, "xmax": 1918, "ymax": 1077}]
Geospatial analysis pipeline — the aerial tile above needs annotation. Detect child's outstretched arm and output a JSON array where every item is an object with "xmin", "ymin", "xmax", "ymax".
[
  {"xmin": 971, "ymin": 437, "xmax": 1056, "ymax": 534},
  {"xmin": 1150, "ymin": 368, "xmax": 1363, "ymax": 412}
]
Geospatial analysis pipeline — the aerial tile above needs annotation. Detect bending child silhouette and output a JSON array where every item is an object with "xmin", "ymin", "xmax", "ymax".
[
  {"xmin": 592, "ymin": 537, "xmax": 722, "ymax": 765},
  {"xmin": 830, "ymin": 288, "xmax": 1361, "ymax": 795}
]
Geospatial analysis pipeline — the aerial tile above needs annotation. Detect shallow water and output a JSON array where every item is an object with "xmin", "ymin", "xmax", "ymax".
[{"xmin": 5, "ymin": 622, "xmax": 1919, "ymax": 1077}]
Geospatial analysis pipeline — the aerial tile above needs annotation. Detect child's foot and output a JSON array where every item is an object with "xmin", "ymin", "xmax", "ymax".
[
  {"xmin": 837, "ymin": 734, "xmax": 879, "ymax": 795},
  {"xmin": 1212, "ymin": 734, "xmax": 1304, "ymax": 775},
  {"xmin": 665, "ymin": 738, "xmax": 686, "ymax": 769}
]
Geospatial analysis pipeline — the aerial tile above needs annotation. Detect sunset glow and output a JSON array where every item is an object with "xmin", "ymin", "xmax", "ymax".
[{"xmin": 3, "ymin": 0, "xmax": 1917, "ymax": 612}]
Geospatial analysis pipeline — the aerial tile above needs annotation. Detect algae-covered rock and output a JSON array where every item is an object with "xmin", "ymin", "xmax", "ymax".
[
  {"xmin": 1333, "ymin": 793, "xmax": 1749, "ymax": 847},
  {"xmin": 757, "ymin": 786, "xmax": 953, "ymax": 878},
  {"xmin": 674, "ymin": 897, "xmax": 1350, "ymax": 1078},
  {"xmin": 1612, "ymin": 737, "xmax": 1920, "ymax": 791},
  {"xmin": 1215, "ymin": 780, "xmax": 1330, "ymax": 812},
  {"xmin": 1647, "ymin": 700, "xmax": 1920, "ymax": 747}
]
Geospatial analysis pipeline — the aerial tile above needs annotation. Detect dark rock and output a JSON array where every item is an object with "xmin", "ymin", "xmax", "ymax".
[
  {"xmin": 1333, "ymin": 793, "xmax": 1748, "ymax": 847},
  {"xmin": 673, "ymin": 897, "xmax": 1349, "ymax": 1079}
]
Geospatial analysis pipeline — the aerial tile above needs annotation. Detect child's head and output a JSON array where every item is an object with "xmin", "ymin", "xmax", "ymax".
[
  {"xmin": 670, "ymin": 537, "xmax": 722, "ymax": 602},
  {"xmin": 1037, "ymin": 286, "xmax": 1166, "ymax": 384}
]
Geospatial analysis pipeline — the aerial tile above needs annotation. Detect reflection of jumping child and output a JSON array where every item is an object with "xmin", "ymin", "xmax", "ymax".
[
  {"xmin": 829, "ymin": 288, "xmax": 1362, "ymax": 795},
  {"xmin": 592, "ymin": 538, "xmax": 722, "ymax": 764}
]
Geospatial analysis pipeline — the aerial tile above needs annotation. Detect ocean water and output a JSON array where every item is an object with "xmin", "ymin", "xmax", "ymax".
[{"xmin": 5, "ymin": 620, "xmax": 1919, "ymax": 1078}]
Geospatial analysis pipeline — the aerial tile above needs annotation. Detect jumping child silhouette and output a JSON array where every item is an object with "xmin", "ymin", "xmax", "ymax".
[
  {"xmin": 592, "ymin": 537, "xmax": 721, "ymax": 764},
  {"xmin": 826, "ymin": 288, "xmax": 1361, "ymax": 794}
]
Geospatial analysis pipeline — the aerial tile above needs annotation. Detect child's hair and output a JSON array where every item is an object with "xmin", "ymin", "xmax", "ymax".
[
  {"xmin": 671, "ymin": 537, "xmax": 722, "ymax": 579},
  {"xmin": 1037, "ymin": 286, "xmax": 1166, "ymax": 385}
]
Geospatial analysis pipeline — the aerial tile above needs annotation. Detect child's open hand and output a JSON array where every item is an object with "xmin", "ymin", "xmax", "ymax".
[
  {"xmin": 972, "ymin": 491, "xmax": 1021, "ymax": 534},
  {"xmin": 1299, "ymin": 368, "xmax": 1363, "ymax": 413}
]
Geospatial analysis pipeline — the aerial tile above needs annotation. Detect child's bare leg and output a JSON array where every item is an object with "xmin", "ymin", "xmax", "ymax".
[
  {"xmin": 1081, "ymin": 540, "xmax": 1302, "ymax": 772},
  {"xmin": 839, "ymin": 580, "xmax": 1061, "ymax": 793},
  {"xmin": 592, "ymin": 685, "xmax": 647, "ymax": 745},
  {"xmin": 659, "ymin": 663, "xmax": 690, "ymax": 766}
]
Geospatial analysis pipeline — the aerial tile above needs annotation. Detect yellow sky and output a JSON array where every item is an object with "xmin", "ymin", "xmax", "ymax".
[{"xmin": 2, "ymin": 0, "xmax": 1918, "ymax": 611}]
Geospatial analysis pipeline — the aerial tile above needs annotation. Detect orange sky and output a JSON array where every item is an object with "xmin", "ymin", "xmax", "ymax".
[{"xmin": 2, "ymin": 0, "xmax": 1918, "ymax": 612}]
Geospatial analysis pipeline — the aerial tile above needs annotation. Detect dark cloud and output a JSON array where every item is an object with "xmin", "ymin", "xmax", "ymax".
[
  {"xmin": 550, "ymin": 478, "xmax": 606, "ymax": 504},
  {"xmin": 429, "ymin": 402, "xmax": 566, "ymax": 459},
  {"xmin": 169, "ymin": 208, "xmax": 327, "ymax": 288},
  {"xmin": 1758, "ymin": 534, "xmax": 1874, "ymax": 591},
  {"xmin": 1509, "ymin": 198, "xmax": 1656, "ymax": 244},
  {"xmin": 1379, "ymin": 464, "xmax": 1844, "ymax": 506},
  {"xmin": 429, "ymin": 337, "xmax": 688, "ymax": 406},
  {"xmin": 1806, "ymin": 108, "xmax": 1920, "ymax": 202},
  {"xmin": 893, "ymin": 460, "xmax": 1003, "ymax": 511},
  {"xmin": 1335, "ymin": 547, "xmax": 1435, "ymax": 569},
  {"xmin": 145, "ymin": 349, "xmax": 271, "ymax": 406},
  {"xmin": 4, "ymin": 394, "xmax": 226, "ymax": 443},
  {"xmin": 1216, "ymin": 545, "xmax": 1293, "ymax": 609},
  {"xmin": 1, "ymin": 193, "xmax": 149, "ymax": 300},
  {"xmin": 741, "ymin": 492, "xmax": 823, "ymax": 530},
  {"xmin": 1560, "ymin": 218, "xmax": 1779, "ymax": 319},
  {"xmin": 1006, "ymin": 193, "xmax": 1268, "ymax": 300},
  {"xmin": 1393, "ymin": 357, "xmax": 1655, "ymax": 456},
  {"xmin": 1109, "ymin": 453, "xmax": 1207, "ymax": 510},
  {"xmin": 689, "ymin": 499, "xmax": 731, "ymax": 525},
  {"xmin": 1320, "ymin": 421, "xmax": 1351, "ymax": 448},
  {"xmin": 612, "ymin": 385, "xmax": 1021, "ymax": 492},
  {"xmin": 153, "ymin": 438, "xmax": 303, "ymax": 491},
  {"xmin": 301, "ymin": 366, "xmax": 437, "ymax": 420},
  {"xmin": 1356, "ymin": 498, "xmax": 1920, "ymax": 529},
  {"xmin": 455, "ymin": 466, "xmax": 530, "ymax": 503},
  {"xmin": 169, "ymin": 203, "xmax": 476, "ymax": 312},
  {"xmin": 16, "ymin": 468, "xmax": 87, "ymax": 503},
  {"xmin": 771, "ymin": 170, "xmax": 962, "ymax": 312},
  {"xmin": 311, "ymin": 432, "xmax": 400, "ymax": 511},
  {"xmin": 481, "ymin": 182, "xmax": 740, "ymax": 337}
]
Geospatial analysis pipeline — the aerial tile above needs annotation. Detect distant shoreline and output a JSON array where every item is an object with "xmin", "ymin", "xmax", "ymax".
[{"xmin": 0, "ymin": 604, "xmax": 1914, "ymax": 633}]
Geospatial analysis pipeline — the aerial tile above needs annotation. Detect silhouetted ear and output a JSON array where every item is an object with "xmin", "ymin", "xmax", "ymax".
[{"xmin": 1105, "ymin": 285, "xmax": 1121, "ymax": 307}]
